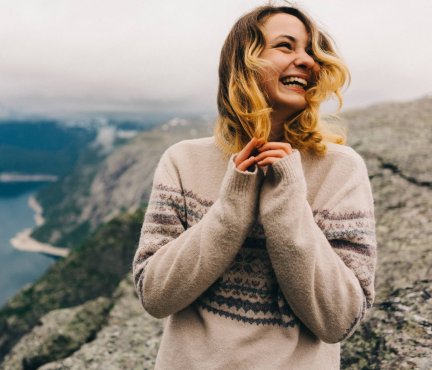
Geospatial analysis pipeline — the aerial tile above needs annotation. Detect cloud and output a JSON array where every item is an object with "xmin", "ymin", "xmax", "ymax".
[{"xmin": 0, "ymin": 0, "xmax": 430, "ymax": 116}]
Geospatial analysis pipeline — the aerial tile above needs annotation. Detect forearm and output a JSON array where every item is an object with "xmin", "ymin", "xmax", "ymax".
[
  {"xmin": 139, "ymin": 198, "xmax": 251, "ymax": 318},
  {"xmin": 262, "ymin": 193, "xmax": 366, "ymax": 343},
  {"xmin": 260, "ymin": 151, "xmax": 376, "ymax": 343},
  {"xmin": 133, "ymin": 156, "xmax": 262, "ymax": 319}
]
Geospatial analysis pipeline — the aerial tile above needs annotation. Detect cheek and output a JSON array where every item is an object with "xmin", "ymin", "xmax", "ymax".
[
  {"xmin": 261, "ymin": 59, "xmax": 284, "ymax": 85},
  {"xmin": 258, "ymin": 66, "xmax": 278, "ymax": 93},
  {"xmin": 259, "ymin": 51, "xmax": 287, "ymax": 76}
]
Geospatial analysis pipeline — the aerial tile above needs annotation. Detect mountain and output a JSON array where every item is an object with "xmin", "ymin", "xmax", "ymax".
[
  {"xmin": 31, "ymin": 117, "xmax": 212, "ymax": 247},
  {"xmin": 0, "ymin": 116, "xmax": 212, "ymax": 362},
  {"xmin": 0, "ymin": 98, "xmax": 431, "ymax": 369},
  {"xmin": 0, "ymin": 120, "xmax": 96, "ymax": 177},
  {"xmin": 0, "ymin": 118, "xmax": 159, "ymax": 199}
]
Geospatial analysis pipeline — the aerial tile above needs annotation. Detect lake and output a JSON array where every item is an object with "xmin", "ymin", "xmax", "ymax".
[{"xmin": 0, "ymin": 183, "xmax": 55, "ymax": 306}]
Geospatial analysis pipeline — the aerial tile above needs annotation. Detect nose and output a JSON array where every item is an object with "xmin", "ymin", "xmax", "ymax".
[{"xmin": 293, "ymin": 50, "xmax": 317, "ymax": 71}]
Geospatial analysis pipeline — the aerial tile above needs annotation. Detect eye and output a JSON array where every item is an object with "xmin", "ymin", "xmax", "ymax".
[{"xmin": 276, "ymin": 42, "xmax": 293, "ymax": 51}]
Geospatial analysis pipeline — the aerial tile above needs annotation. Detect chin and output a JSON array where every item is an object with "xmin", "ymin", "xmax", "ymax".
[{"xmin": 273, "ymin": 96, "xmax": 307, "ymax": 118}]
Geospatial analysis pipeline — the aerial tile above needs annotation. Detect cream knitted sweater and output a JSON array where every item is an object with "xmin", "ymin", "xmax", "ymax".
[{"xmin": 133, "ymin": 136, "xmax": 377, "ymax": 370}]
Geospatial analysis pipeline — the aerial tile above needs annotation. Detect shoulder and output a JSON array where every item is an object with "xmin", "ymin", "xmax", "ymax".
[
  {"xmin": 324, "ymin": 142, "xmax": 364, "ymax": 164},
  {"xmin": 153, "ymin": 137, "xmax": 215, "ymax": 184},
  {"xmin": 321, "ymin": 142, "xmax": 368, "ymax": 177},
  {"xmin": 166, "ymin": 136, "xmax": 216, "ymax": 155},
  {"xmin": 303, "ymin": 143, "xmax": 374, "ymax": 210},
  {"xmin": 302, "ymin": 142, "xmax": 370, "ymax": 192},
  {"xmin": 163, "ymin": 136, "xmax": 223, "ymax": 164},
  {"xmin": 157, "ymin": 136, "xmax": 224, "ymax": 175}
]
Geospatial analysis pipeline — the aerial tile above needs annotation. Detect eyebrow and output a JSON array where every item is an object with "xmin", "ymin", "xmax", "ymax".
[
  {"xmin": 272, "ymin": 34, "xmax": 312, "ymax": 50},
  {"xmin": 273, "ymin": 34, "xmax": 297, "ymax": 43}
]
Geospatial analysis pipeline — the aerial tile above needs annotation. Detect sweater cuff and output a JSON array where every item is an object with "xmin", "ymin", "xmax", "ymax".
[
  {"xmin": 271, "ymin": 150, "xmax": 304, "ymax": 184},
  {"xmin": 220, "ymin": 154, "xmax": 263, "ymax": 195}
]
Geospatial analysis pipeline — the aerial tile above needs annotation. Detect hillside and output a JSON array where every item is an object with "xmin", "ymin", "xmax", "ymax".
[
  {"xmin": 32, "ymin": 117, "xmax": 212, "ymax": 247},
  {"xmin": 0, "ymin": 210, "xmax": 144, "ymax": 362},
  {"xmin": 1, "ymin": 98, "xmax": 431, "ymax": 369}
]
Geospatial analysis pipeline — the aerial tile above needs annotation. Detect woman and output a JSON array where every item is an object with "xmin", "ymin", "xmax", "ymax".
[{"xmin": 133, "ymin": 5, "xmax": 376, "ymax": 369}]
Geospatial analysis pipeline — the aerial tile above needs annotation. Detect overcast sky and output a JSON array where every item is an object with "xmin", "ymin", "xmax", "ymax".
[{"xmin": 0, "ymin": 0, "xmax": 431, "ymax": 118}]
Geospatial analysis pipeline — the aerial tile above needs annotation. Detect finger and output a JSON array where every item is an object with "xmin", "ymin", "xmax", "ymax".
[
  {"xmin": 254, "ymin": 149, "xmax": 286, "ymax": 162},
  {"xmin": 258, "ymin": 142, "xmax": 292, "ymax": 154},
  {"xmin": 235, "ymin": 138, "xmax": 257, "ymax": 166},
  {"xmin": 257, "ymin": 157, "xmax": 279, "ymax": 167},
  {"xmin": 255, "ymin": 138, "xmax": 265, "ymax": 148},
  {"xmin": 237, "ymin": 156, "xmax": 257, "ymax": 172}
]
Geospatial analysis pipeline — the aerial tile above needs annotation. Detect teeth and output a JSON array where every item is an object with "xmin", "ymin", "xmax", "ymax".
[{"xmin": 281, "ymin": 76, "xmax": 308, "ymax": 87}]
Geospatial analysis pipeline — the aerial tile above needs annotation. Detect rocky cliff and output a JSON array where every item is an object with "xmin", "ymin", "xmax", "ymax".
[
  {"xmin": 340, "ymin": 96, "xmax": 432, "ymax": 368},
  {"xmin": 0, "ymin": 210, "xmax": 144, "ymax": 362},
  {"xmin": 1, "ymin": 98, "xmax": 431, "ymax": 369}
]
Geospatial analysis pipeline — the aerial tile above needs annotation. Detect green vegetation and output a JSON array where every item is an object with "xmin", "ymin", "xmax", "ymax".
[
  {"xmin": 0, "ymin": 209, "xmax": 144, "ymax": 359},
  {"xmin": 31, "ymin": 147, "xmax": 104, "ymax": 247},
  {"xmin": 23, "ymin": 297, "xmax": 113, "ymax": 369}
]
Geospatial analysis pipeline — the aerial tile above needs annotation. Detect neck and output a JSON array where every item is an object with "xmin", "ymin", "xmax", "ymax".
[
  {"xmin": 269, "ymin": 111, "xmax": 287, "ymax": 142},
  {"xmin": 269, "ymin": 127, "xmax": 284, "ymax": 142},
  {"xmin": 269, "ymin": 110, "xmax": 302, "ymax": 142}
]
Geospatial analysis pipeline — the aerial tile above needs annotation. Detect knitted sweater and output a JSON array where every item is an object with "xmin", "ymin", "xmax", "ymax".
[{"xmin": 133, "ymin": 136, "xmax": 377, "ymax": 370}]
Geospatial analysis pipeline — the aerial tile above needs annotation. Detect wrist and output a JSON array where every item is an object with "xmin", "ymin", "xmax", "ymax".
[
  {"xmin": 221, "ymin": 154, "xmax": 263, "ymax": 195},
  {"xmin": 271, "ymin": 150, "xmax": 304, "ymax": 184},
  {"xmin": 218, "ymin": 155, "xmax": 263, "ymax": 227}
]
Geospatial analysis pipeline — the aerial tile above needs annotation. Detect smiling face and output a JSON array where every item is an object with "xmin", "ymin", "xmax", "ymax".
[{"xmin": 259, "ymin": 13, "xmax": 320, "ymax": 124}]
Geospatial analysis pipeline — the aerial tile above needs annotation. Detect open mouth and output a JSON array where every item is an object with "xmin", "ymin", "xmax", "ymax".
[{"xmin": 279, "ymin": 76, "xmax": 308, "ymax": 90}]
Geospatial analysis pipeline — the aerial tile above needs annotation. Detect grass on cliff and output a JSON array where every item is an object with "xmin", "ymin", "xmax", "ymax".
[
  {"xmin": 0, "ymin": 208, "xmax": 145, "ymax": 360},
  {"xmin": 31, "ymin": 147, "xmax": 104, "ymax": 247}
]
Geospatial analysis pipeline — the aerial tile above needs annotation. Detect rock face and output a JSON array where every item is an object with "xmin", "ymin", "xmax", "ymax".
[
  {"xmin": 342, "ymin": 279, "xmax": 432, "ymax": 369},
  {"xmin": 344, "ymin": 96, "xmax": 432, "ymax": 185},
  {"xmin": 343, "ymin": 97, "xmax": 432, "ymax": 300},
  {"xmin": 340, "ymin": 97, "xmax": 432, "ymax": 368},
  {"xmin": 1, "ymin": 297, "xmax": 112, "ymax": 370},
  {"xmin": 1, "ymin": 98, "xmax": 431, "ymax": 368},
  {"xmin": 39, "ymin": 277, "xmax": 163, "ymax": 370}
]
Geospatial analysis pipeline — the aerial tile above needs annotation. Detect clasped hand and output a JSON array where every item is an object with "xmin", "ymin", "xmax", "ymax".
[{"xmin": 234, "ymin": 137, "xmax": 293, "ymax": 172}]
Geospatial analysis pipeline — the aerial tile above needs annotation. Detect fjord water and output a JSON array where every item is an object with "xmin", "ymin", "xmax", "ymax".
[{"xmin": 0, "ymin": 183, "xmax": 54, "ymax": 306}]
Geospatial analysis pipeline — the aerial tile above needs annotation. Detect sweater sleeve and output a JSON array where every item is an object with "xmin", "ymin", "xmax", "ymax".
[
  {"xmin": 259, "ymin": 149, "xmax": 377, "ymax": 343},
  {"xmin": 133, "ymin": 146, "xmax": 263, "ymax": 319}
]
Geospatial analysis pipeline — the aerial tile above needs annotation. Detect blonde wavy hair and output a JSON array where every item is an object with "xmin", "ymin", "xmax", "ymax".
[{"xmin": 214, "ymin": 5, "xmax": 350, "ymax": 157}]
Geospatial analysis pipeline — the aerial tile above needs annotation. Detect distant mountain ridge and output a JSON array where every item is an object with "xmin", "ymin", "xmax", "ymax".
[
  {"xmin": 0, "ymin": 121, "xmax": 96, "ymax": 178},
  {"xmin": 0, "ymin": 118, "xmax": 160, "ymax": 181}
]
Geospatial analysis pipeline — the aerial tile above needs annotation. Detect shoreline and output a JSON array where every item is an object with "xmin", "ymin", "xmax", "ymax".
[
  {"xmin": 28, "ymin": 196, "xmax": 45, "ymax": 226},
  {"xmin": 10, "ymin": 196, "xmax": 70, "ymax": 258},
  {"xmin": 0, "ymin": 173, "xmax": 58, "ymax": 182},
  {"xmin": 11, "ymin": 229, "xmax": 70, "ymax": 258}
]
